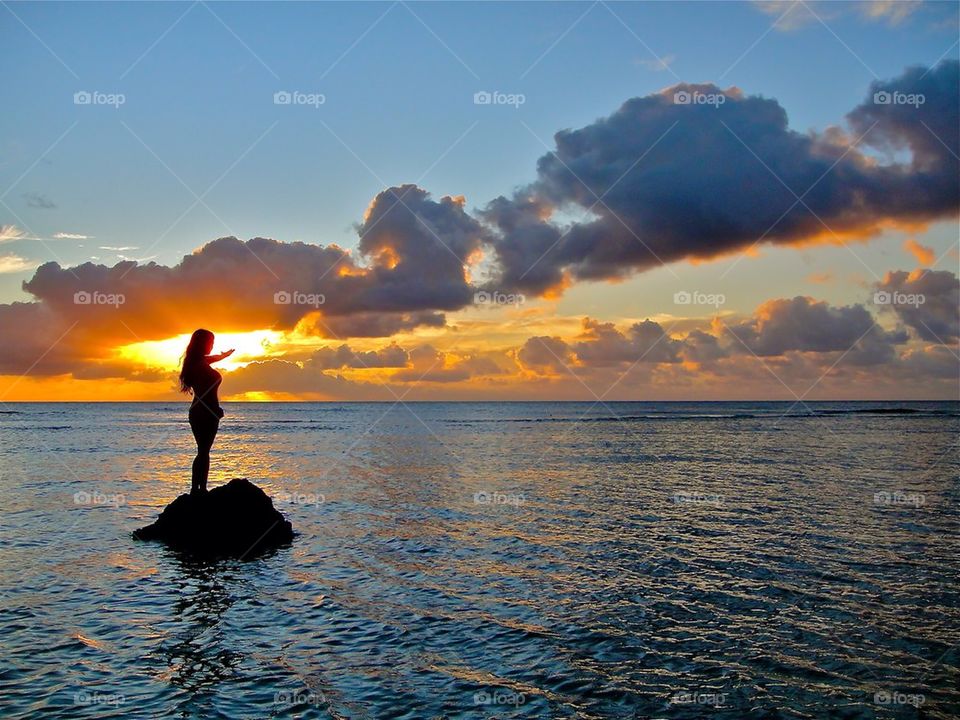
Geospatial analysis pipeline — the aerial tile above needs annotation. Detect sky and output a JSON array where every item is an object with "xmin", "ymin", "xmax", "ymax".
[{"xmin": 1, "ymin": 0, "xmax": 958, "ymax": 401}]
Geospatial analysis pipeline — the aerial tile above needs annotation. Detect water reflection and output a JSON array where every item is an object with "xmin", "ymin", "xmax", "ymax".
[
  {"xmin": 159, "ymin": 553, "xmax": 246, "ymax": 692},
  {"xmin": 0, "ymin": 402, "xmax": 957, "ymax": 718}
]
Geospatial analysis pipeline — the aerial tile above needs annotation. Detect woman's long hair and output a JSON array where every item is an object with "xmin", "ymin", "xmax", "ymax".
[{"xmin": 179, "ymin": 329, "xmax": 214, "ymax": 393}]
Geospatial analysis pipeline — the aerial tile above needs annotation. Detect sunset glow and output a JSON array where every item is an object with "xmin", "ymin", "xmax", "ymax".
[
  {"xmin": 0, "ymin": 3, "xmax": 955, "ymax": 403},
  {"xmin": 116, "ymin": 330, "xmax": 285, "ymax": 373},
  {"xmin": 2, "ymin": 3, "xmax": 959, "ymax": 716}
]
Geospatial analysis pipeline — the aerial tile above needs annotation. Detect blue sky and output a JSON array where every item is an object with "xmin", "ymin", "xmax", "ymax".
[
  {"xmin": 1, "ymin": 1, "xmax": 958, "ymax": 401},
  {"xmin": 1, "ymin": 1, "xmax": 958, "ymax": 314}
]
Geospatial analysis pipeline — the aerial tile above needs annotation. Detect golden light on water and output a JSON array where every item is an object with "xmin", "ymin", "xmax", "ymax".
[{"xmin": 116, "ymin": 330, "xmax": 284, "ymax": 371}]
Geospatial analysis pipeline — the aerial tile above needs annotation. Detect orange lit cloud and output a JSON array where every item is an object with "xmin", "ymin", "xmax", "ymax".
[
  {"xmin": 2, "ymin": 63, "xmax": 958, "ymax": 401},
  {"xmin": 903, "ymin": 238, "xmax": 936, "ymax": 265}
]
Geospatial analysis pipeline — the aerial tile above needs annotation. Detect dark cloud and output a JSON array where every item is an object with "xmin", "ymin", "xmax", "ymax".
[
  {"xmin": 573, "ymin": 318, "xmax": 680, "ymax": 366},
  {"xmin": 848, "ymin": 62, "xmax": 959, "ymax": 173},
  {"xmin": 21, "ymin": 187, "xmax": 482, "ymax": 337},
  {"xmin": 898, "ymin": 345, "xmax": 960, "ymax": 378},
  {"xmin": 306, "ymin": 311, "xmax": 446, "ymax": 339},
  {"xmin": 482, "ymin": 61, "xmax": 959, "ymax": 295},
  {"xmin": 517, "ymin": 319, "xmax": 681, "ymax": 372},
  {"xmin": 874, "ymin": 269, "xmax": 960, "ymax": 343},
  {"xmin": 3, "ymin": 63, "xmax": 957, "ymax": 395},
  {"xmin": 517, "ymin": 293, "xmax": 921, "ymax": 378},
  {"xmin": 355, "ymin": 185, "xmax": 488, "ymax": 312},
  {"xmin": 390, "ymin": 345, "xmax": 503, "ymax": 383},
  {"xmin": 678, "ymin": 329, "xmax": 729, "ymax": 364},
  {"xmin": 8, "ymin": 187, "xmax": 484, "ymax": 375},
  {"xmin": 516, "ymin": 336, "xmax": 577, "ymax": 375},
  {"xmin": 311, "ymin": 343, "xmax": 409, "ymax": 370},
  {"xmin": 724, "ymin": 296, "xmax": 907, "ymax": 364},
  {"xmin": 23, "ymin": 192, "xmax": 56, "ymax": 209}
]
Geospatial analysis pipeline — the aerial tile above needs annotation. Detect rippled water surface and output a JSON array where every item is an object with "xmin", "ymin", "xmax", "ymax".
[{"xmin": 1, "ymin": 401, "xmax": 958, "ymax": 718}]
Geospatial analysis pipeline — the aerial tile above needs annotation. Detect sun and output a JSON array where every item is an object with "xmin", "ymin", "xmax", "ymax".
[{"xmin": 116, "ymin": 330, "xmax": 284, "ymax": 372}]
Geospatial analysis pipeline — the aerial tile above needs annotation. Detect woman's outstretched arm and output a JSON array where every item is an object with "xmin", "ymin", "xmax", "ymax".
[{"xmin": 205, "ymin": 349, "xmax": 235, "ymax": 364}]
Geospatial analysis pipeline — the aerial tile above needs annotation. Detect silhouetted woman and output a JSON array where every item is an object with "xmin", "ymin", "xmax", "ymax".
[{"xmin": 179, "ymin": 329, "xmax": 233, "ymax": 494}]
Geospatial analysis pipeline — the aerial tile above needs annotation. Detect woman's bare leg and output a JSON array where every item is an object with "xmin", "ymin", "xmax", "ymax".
[
  {"xmin": 190, "ymin": 420, "xmax": 218, "ymax": 494},
  {"xmin": 191, "ymin": 449, "xmax": 210, "ymax": 493}
]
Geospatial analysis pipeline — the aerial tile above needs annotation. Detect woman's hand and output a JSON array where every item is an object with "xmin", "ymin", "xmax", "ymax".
[
  {"xmin": 207, "ymin": 349, "xmax": 235, "ymax": 363},
  {"xmin": 216, "ymin": 406, "xmax": 225, "ymax": 419}
]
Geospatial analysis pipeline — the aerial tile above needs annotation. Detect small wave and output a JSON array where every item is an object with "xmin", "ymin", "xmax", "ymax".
[
  {"xmin": 5, "ymin": 425, "xmax": 72, "ymax": 431},
  {"xmin": 441, "ymin": 407, "xmax": 957, "ymax": 424},
  {"xmin": 447, "ymin": 413, "xmax": 771, "ymax": 424},
  {"xmin": 786, "ymin": 407, "xmax": 957, "ymax": 417}
]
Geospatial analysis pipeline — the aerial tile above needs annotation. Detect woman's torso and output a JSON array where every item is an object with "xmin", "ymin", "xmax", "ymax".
[{"xmin": 188, "ymin": 365, "xmax": 222, "ymax": 412}]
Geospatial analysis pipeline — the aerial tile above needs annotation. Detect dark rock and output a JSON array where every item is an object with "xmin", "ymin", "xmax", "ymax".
[{"xmin": 134, "ymin": 478, "xmax": 293, "ymax": 558}]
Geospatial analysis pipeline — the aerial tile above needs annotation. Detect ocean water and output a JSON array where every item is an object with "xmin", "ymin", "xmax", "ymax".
[{"xmin": 0, "ymin": 401, "xmax": 958, "ymax": 719}]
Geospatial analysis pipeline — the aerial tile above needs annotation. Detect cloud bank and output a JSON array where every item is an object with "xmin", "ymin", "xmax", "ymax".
[
  {"xmin": 482, "ymin": 60, "xmax": 958, "ymax": 294},
  {"xmin": 0, "ymin": 62, "xmax": 956, "ymax": 395}
]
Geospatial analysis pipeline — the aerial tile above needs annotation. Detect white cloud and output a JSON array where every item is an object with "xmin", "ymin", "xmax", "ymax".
[
  {"xmin": 753, "ymin": 0, "xmax": 922, "ymax": 31},
  {"xmin": 0, "ymin": 225, "xmax": 28, "ymax": 243},
  {"xmin": 0, "ymin": 253, "xmax": 39, "ymax": 274},
  {"xmin": 638, "ymin": 53, "xmax": 676, "ymax": 72}
]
